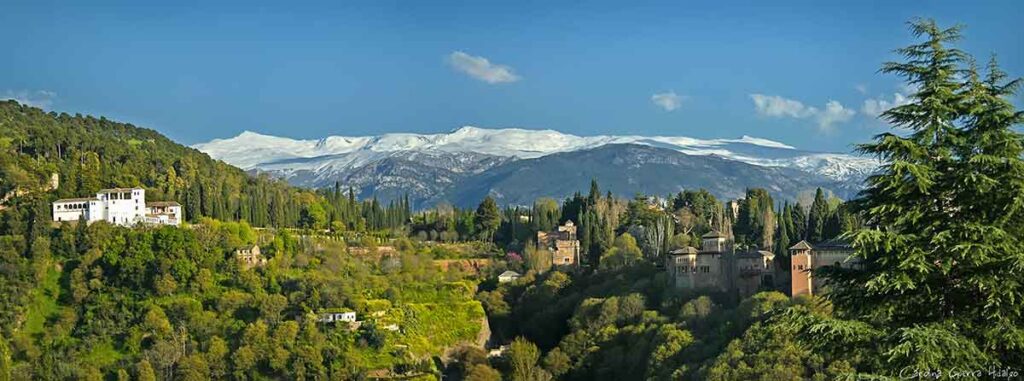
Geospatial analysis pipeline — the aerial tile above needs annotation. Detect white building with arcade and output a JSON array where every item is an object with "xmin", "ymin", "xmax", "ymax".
[{"xmin": 52, "ymin": 187, "xmax": 182, "ymax": 227}]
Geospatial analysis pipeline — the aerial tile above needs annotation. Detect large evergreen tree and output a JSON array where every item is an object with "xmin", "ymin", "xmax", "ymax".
[
  {"xmin": 475, "ymin": 196, "xmax": 501, "ymax": 241},
  {"xmin": 787, "ymin": 19, "xmax": 1024, "ymax": 373},
  {"xmin": 805, "ymin": 188, "xmax": 829, "ymax": 243},
  {"xmin": 788, "ymin": 203, "xmax": 808, "ymax": 241}
]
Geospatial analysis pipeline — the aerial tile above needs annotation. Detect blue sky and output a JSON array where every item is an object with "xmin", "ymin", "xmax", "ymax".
[{"xmin": 2, "ymin": 0, "xmax": 1022, "ymax": 152}]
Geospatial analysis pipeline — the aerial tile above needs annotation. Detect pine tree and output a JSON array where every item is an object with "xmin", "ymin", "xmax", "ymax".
[
  {"xmin": 788, "ymin": 19, "xmax": 1024, "ymax": 373},
  {"xmin": 475, "ymin": 196, "xmax": 501, "ymax": 241}
]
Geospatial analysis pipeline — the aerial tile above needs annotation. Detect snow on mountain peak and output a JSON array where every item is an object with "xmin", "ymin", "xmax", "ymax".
[
  {"xmin": 194, "ymin": 126, "xmax": 875, "ymax": 181},
  {"xmin": 732, "ymin": 135, "xmax": 796, "ymax": 150}
]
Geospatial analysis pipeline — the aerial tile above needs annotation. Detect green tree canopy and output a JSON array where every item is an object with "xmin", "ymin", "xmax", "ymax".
[
  {"xmin": 475, "ymin": 196, "xmax": 501, "ymax": 241},
  {"xmin": 788, "ymin": 19, "xmax": 1024, "ymax": 373}
]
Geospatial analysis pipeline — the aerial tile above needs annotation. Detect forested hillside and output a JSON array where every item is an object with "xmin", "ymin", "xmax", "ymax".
[
  {"xmin": 0, "ymin": 216, "xmax": 489, "ymax": 379},
  {"xmin": 0, "ymin": 101, "xmax": 311, "ymax": 227},
  {"xmin": 0, "ymin": 17, "xmax": 1020, "ymax": 381}
]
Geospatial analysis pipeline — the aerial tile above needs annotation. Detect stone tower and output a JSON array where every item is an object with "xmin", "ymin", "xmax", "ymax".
[
  {"xmin": 695, "ymin": 231, "xmax": 728, "ymax": 291},
  {"xmin": 789, "ymin": 240, "xmax": 813, "ymax": 297}
]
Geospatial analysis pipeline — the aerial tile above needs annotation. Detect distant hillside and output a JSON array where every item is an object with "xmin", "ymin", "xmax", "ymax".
[
  {"xmin": 0, "ymin": 100, "xmax": 311, "ymax": 227},
  {"xmin": 443, "ymin": 144, "xmax": 854, "ymax": 207},
  {"xmin": 250, "ymin": 149, "xmax": 512, "ymax": 206}
]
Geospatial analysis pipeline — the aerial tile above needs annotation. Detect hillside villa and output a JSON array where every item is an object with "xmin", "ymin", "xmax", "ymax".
[
  {"xmin": 235, "ymin": 245, "xmax": 267, "ymax": 269},
  {"xmin": 52, "ymin": 187, "xmax": 182, "ymax": 226},
  {"xmin": 537, "ymin": 221, "xmax": 582, "ymax": 268}
]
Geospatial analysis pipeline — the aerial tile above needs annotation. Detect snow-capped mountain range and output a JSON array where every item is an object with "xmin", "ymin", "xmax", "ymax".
[{"xmin": 193, "ymin": 126, "xmax": 877, "ymax": 207}]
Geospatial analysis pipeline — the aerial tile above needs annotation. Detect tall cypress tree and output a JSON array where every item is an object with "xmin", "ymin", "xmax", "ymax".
[
  {"xmin": 774, "ymin": 203, "xmax": 792, "ymax": 271},
  {"xmin": 775, "ymin": 203, "xmax": 791, "ymax": 256},
  {"xmin": 789, "ymin": 203, "xmax": 807, "ymax": 241},
  {"xmin": 806, "ymin": 188, "xmax": 829, "ymax": 242},
  {"xmin": 587, "ymin": 179, "xmax": 600, "ymax": 207}
]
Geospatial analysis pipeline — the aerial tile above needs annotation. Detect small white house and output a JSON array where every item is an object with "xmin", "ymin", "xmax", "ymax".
[
  {"xmin": 144, "ymin": 201, "xmax": 183, "ymax": 226},
  {"xmin": 317, "ymin": 310, "xmax": 357, "ymax": 324},
  {"xmin": 498, "ymin": 270, "xmax": 522, "ymax": 283}
]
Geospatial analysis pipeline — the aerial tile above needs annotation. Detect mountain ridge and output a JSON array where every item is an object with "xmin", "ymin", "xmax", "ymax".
[
  {"xmin": 443, "ymin": 143, "xmax": 851, "ymax": 207},
  {"xmin": 194, "ymin": 126, "xmax": 877, "ymax": 207}
]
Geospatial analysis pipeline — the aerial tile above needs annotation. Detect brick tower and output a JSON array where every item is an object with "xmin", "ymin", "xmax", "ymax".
[{"xmin": 789, "ymin": 240, "xmax": 813, "ymax": 297}]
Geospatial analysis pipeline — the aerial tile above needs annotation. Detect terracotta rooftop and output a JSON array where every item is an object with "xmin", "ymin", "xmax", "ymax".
[
  {"xmin": 54, "ymin": 197, "xmax": 98, "ymax": 203},
  {"xmin": 701, "ymin": 230, "xmax": 725, "ymax": 238},
  {"xmin": 98, "ymin": 187, "xmax": 143, "ymax": 193},
  {"xmin": 669, "ymin": 246, "xmax": 699, "ymax": 255},
  {"xmin": 499, "ymin": 270, "xmax": 522, "ymax": 278},
  {"xmin": 737, "ymin": 250, "xmax": 776, "ymax": 259},
  {"xmin": 146, "ymin": 201, "xmax": 181, "ymax": 207},
  {"xmin": 815, "ymin": 238, "xmax": 853, "ymax": 250},
  {"xmin": 789, "ymin": 240, "xmax": 813, "ymax": 251}
]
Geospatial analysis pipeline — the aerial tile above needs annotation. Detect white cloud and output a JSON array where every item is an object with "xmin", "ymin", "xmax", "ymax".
[
  {"xmin": 861, "ymin": 92, "xmax": 912, "ymax": 117},
  {"xmin": 855, "ymin": 84, "xmax": 868, "ymax": 95},
  {"xmin": 750, "ymin": 94, "xmax": 854, "ymax": 131},
  {"xmin": 817, "ymin": 100, "xmax": 855, "ymax": 130},
  {"xmin": 651, "ymin": 91, "xmax": 685, "ymax": 111},
  {"xmin": 447, "ymin": 51, "xmax": 521, "ymax": 84},
  {"xmin": 750, "ymin": 94, "xmax": 816, "ymax": 118},
  {"xmin": 1, "ymin": 89, "xmax": 56, "ymax": 108}
]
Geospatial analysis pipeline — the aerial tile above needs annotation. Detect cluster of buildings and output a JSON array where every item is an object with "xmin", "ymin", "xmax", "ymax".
[
  {"xmin": 536, "ymin": 221, "xmax": 582, "ymax": 268},
  {"xmin": 52, "ymin": 187, "xmax": 182, "ymax": 227},
  {"xmin": 235, "ymin": 245, "xmax": 267, "ymax": 269},
  {"xmin": 530, "ymin": 220, "xmax": 854, "ymax": 299},
  {"xmin": 665, "ymin": 231, "xmax": 855, "ymax": 299},
  {"xmin": 665, "ymin": 231, "xmax": 776, "ymax": 299}
]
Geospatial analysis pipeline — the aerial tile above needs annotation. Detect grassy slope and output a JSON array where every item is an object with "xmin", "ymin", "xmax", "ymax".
[{"xmin": 22, "ymin": 265, "xmax": 60, "ymax": 335}]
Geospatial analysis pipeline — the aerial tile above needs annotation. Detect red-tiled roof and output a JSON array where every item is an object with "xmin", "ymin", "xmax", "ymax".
[
  {"xmin": 146, "ymin": 201, "xmax": 181, "ymax": 207},
  {"xmin": 98, "ymin": 187, "xmax": 143, "ymax": 193},
  {"xmin": 702, "ymin": 230, "xmax": 724, "ymax": 238},
  {"xmin": 789, "ymin": 240, "xmax": 813, "ymax": 250},
  {"xmin": 54, "ymin": 197, "xmax": 98, "ymax": 203}
]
